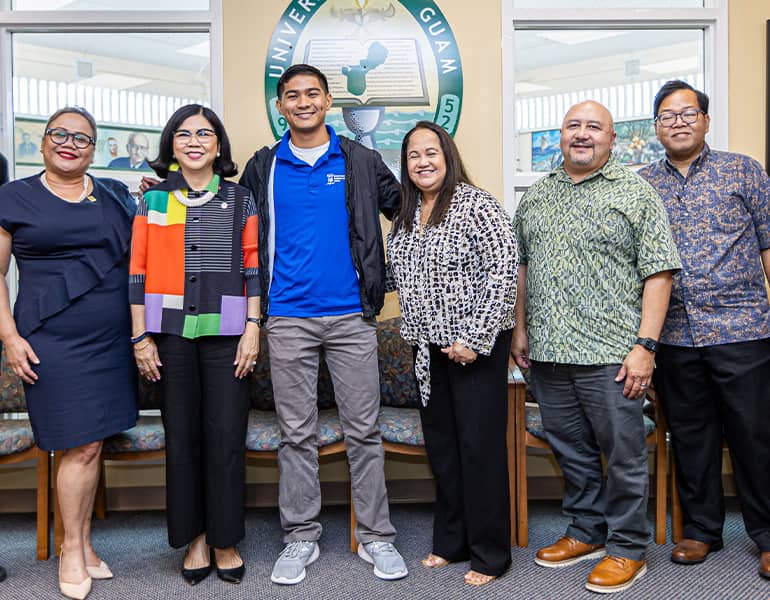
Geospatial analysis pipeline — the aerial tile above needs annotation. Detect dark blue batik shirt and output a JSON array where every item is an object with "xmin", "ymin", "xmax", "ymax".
[{"xmin": 638, "ymin": 144, "xmax": 770, "ymax": 347}]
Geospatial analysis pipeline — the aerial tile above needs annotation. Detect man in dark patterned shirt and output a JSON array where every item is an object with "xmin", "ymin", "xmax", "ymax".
[{"xmin": 639, "ymin": 80, "xmax": 770, "ymax": 580}]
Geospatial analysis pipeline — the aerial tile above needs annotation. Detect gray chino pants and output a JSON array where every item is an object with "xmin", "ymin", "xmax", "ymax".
[
  {"xmin": 530, "ymin": 362, "xmax": 650, "ymax": 561},
  {"xmin": 265, "ymin": 313, "xmax": 397, "ymax": 544}
]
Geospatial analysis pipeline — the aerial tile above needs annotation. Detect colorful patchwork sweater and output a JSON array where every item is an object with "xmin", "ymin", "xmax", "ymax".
[{"xmin": 129, "ymin": 171, "xmax": 259, "ymax": 338}]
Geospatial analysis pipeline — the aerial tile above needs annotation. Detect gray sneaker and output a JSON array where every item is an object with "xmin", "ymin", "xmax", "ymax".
[
  {"xmin": 357, "ymin": 541, "xmax": 408, "ymax": 580},
  {"xmin": 270, "ymin": 541, "xmax": 320, "ymax": 585}
]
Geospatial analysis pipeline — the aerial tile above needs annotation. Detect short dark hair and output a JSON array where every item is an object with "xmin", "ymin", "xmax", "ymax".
[
  {"xmin": 45, "ymin": 106, "xmax": 98, "ymax": 143},
  {"xmin": 653, "ymin": 80, "xmax": 710, "ymax": 117},
  {"xmin": 150, "ymin": 104, "xmax": 237, "ymax": 179},
  {"xmin": 276, "ymin": 64, "xmax": 329, "ymax": 99},
  {"xmin": 393, "ymin": 121, "xmax": 474, "ymax": 235}
]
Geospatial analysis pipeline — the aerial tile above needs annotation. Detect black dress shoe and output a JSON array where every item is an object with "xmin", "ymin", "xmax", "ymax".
[
  {"xmin": 181, "ymin": 549, "xmax": 212, "ymax": 586},
  {"xmin": 216, "ymin": 562, "xmax": 245, "ymax": 584},
  {"xmin": 214, "ymin": 550, "xmax": 245, "ymax": 584},
  {"xmin": 0, "ymin": 565, "xmax": 7, "ymax": 582}
]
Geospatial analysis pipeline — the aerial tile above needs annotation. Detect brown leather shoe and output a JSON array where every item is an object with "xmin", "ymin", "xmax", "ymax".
[
  {"xmin": 586, "ymin": 555, "xmax": 647, "ymax": 594},
  {"xmin": 534, "ymin": 536, "xmax": 606, "ymax": 568},
  {"xmin": 760, "ymin": 552, "xmax": 770, "ymax": 579},
  {"xmin": 670, "ymin": 538, "xmax": 723, "ymax": 565}
]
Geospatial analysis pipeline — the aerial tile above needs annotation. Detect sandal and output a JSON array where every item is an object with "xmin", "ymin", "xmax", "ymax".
[
  {"xmin": 421, "ymin": 553, "xmax": 450, "ymax": 568},
  {"xmin": 464, "ymin": 569, "xmax": 497, "ymax": 586}
]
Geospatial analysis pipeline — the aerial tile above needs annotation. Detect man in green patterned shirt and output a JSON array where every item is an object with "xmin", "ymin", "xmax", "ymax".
[{"xmin": 512, "ymin": 101, "xmax": 681, "ymax": 594}]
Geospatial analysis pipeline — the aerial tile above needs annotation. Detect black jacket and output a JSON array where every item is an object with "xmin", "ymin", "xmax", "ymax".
[{"xmin": 239, "ymin": 135, "xmax": 400, "ymax": 320}]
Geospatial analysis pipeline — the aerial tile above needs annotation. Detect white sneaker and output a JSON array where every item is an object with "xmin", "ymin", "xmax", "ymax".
[
  {"xmin": 270, "ymin": 541, "xmax": 320, "ymax": 585},
  {"xmin": 357, "ymin": 541, "xmax": 408, "ymax": 580}
]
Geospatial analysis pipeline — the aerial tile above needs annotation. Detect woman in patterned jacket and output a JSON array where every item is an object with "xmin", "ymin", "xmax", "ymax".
[
  {"xmin": 129, "ymin": 105, "xmax": 258, "ymax": 587},
  {"xmin": 388, "ymin": 121, "xmax": 518, "ymax": 586}
]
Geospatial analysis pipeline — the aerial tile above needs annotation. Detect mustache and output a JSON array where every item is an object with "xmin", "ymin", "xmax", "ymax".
[{"xmin": 569, "ymin": 140, "xmax": 594, "ymax": 148}]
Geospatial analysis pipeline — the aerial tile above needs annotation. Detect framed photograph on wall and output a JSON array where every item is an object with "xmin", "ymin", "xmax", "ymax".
[{"xmin": 14, "ymin": 117, "xmax": 160, "ymax": 172}]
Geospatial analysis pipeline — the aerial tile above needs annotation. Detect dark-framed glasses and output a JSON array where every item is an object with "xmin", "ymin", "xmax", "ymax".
[
  {"xmin": 173, "ymin": 128, "xmax": 217, "ymax": 144},
  {"xmin": 45, "ymin": 127, "xmax": 95, "ymax": 149},
  {"xmin": 655, "ymin": 109, "xmax": 704, "ymax": 128}
]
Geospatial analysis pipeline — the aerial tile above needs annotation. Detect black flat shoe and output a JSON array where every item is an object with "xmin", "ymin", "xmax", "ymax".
[
  {"xmin": 181, "ymin": 548, "xmax": 212, "ymax": 586},
  {"xmin": 214, "ymin": 549, "xmax": 245, "ymax": 584}
]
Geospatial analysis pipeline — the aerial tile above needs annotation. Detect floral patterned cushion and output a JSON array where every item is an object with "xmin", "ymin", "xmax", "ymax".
[
  {"xmin": 378, "ymin": 406, "xmax": 424, "ymax": 447},
  {"xmin": 377, "ymin": 318, "xmax": 420, "ymax": 409},
  {"xmin": 245, "ymin": 409, "xmax": 344, "ymax": 452},
  {"xmin": 525, "ymin": 404, "xmax": 656, "ymax": 440},
  {"xmin": 0, "ymin": 351, "xmax": 27, "ymax": 413},
  {"xmin": 0, "ymin": 418, "xmax": 35, "ymax": 456},
  {"xmin": 103, "ymin": 416, "xmax": 165, "ymax": 453},
  {"xmin": 249, "ymin": 329, "xmax": 336, "ymax": 411}
]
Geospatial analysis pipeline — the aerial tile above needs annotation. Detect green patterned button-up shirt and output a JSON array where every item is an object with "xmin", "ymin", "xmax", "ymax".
[{"xmin": 514, "ymin": 156, "xmax": 681, "ymax": 365}]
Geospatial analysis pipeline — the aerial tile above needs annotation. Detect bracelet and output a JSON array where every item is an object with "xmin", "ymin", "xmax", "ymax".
[
  {"xmin": 246, "ymin": 317, "xmax": 261, "ymax": 326},
  {"xmin": 133, "ymin": 341, "xmax": 151, "ymax": 351},
  {"xmin": 130, "ymin": 331, "xmax": 150, "ymax": 344}
]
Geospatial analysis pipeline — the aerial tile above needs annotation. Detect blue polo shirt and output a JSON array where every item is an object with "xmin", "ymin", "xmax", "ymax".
[{"xmin": 269, "ymin": 127, "xmax": 361, "ymax": 317}]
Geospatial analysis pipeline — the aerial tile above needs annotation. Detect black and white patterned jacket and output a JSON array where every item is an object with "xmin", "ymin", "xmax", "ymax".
[{"xmin": 388, "ymin": 182, "xmax": 518, "ymax": 403}]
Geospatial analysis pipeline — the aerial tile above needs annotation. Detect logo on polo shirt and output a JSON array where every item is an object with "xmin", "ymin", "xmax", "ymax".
[{"xmin": 326, "ymin": 173, "xmax": 345, "ymax": 185}]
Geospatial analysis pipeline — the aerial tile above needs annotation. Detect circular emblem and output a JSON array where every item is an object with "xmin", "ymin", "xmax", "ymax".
[{"xmin": 264, "ymin": 0, "xmax": 463, "ymax": 165}]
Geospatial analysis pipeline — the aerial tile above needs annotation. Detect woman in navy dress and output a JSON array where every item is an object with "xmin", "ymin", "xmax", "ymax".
[{"xmin": 0, "ymin": 107, "xmax": 137, "ymax": 600}]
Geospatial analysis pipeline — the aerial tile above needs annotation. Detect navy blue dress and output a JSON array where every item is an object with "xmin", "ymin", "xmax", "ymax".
[{"xmin": 0, "ymin": 174, "xmax": 138, "ymax": 450}]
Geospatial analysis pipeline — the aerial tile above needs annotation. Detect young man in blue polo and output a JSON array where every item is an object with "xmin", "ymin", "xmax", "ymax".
[{"xmin": 239, "ymin": 63, "xmax": 407, "ymax": 585}]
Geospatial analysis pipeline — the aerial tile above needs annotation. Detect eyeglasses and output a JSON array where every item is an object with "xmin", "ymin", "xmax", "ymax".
[
  {"xmin": 173, "ymin": 128, "xmax": 217, "ymax": 144},
  {"xmin": 655, "ymin": 109, "xmax": 704, "ymax": 128},
  {"xmin": 45, "ymin": 127, "xmax": 95, "ymax": 149}
]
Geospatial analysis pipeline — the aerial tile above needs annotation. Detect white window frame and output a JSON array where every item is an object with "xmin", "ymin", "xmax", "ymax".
[
  {"xmin": 0, "ymin": 4, "xmax": 223, "ymax": 176},
  {"xmin": 502, "ymin": 1, "xmax": 728, "ymax": 214}
]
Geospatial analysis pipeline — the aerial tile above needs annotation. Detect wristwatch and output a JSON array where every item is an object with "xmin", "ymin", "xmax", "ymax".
[{"xmin": 635, "ymin": 337, "xmax": 660, "ymax": 353}]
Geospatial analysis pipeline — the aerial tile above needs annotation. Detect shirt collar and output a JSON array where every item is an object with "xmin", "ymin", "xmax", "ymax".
[
  {"xmin": 166, "ymin": 169, "xmax": 220, "ymax": 193},
  {"xmin": 550, "ymin": 154, "xmax": 624, "ymax": 184},
  {"xmin": 276, "ymin": 125, "xmax": 341, "ymax": 164},
  {"xmin": 663, "ymin": 142, "xmax": 710, "ymax": 176}
]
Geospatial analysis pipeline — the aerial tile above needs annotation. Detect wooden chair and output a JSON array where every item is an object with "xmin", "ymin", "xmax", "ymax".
[
  {"xmin": 514, "ymin": 369, "xmax": 668, "ymax": 547},
  {"xmin": 0, "ymin": 431, "xmax": 50, "ymax": 560},
  {"xmin": 54, "ymin": 378, "xmax": 165, "ymax": 555},
  {"xmin": 0, "ymin": 349, "xmax": 51, "ymax": 560}
]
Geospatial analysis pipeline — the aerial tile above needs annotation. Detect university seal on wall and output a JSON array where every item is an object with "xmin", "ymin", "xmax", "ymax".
[{"xmin": 264, "ymin": 0, "xmax": 463, "ymax": 168}]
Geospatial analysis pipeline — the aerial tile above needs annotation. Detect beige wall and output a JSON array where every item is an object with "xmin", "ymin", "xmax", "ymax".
[
  {"xmin": 222, "ymin": 0, "xmax": 504, "ymax": 199},
  {"xmin": 223, "ymin": 0, "xmax": 770, "ymax": 186},
  {"xmin": 729, "ymin": 0, "xmax": 768, "ymax": 163}
]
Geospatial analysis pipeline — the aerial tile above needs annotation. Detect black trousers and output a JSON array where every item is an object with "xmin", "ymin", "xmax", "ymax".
[
  {"xmin": 419, "ymin": 330, "xmax": 512, "ymax": 576},
  {"xmin": 155, "ymin": 334, "xmax": 251, "ymax": 549},
  {"xmin": 653, "ymin": 339, "xmax": 770, "ymax": 551}
]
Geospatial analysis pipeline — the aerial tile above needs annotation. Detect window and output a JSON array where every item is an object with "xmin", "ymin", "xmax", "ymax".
[
  {"xmin": 502, "ymin": 1, "xmax": 727, "ymax": 212},
  {"xmin": 513, "ymin": 1, "xmax": 704, "ymax": 7},
  {"xmin": 0, "ymin": 3, "xmax": 220, "ymax": 191},
  {"xmin": 12, "ymin": 32, "xmax": 211, "ymax": 181},
  {"xmin": 13, "ymin": 0, "xmax": 209, "ymax": 10}
]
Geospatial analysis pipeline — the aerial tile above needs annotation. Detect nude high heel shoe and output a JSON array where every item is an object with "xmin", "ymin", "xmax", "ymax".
[
  {"xmin": 86, "ymin": 560, "xmax": 113, "ymax": 580},
  {"xmin": 59, "ymin": 546, "xmax": 92, "ymax": 600}
]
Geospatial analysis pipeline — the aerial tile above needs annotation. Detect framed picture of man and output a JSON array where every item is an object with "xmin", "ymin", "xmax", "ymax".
[{"xmin": 14, "ymin": 117, "xmax": 160, "ymax": 172}]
